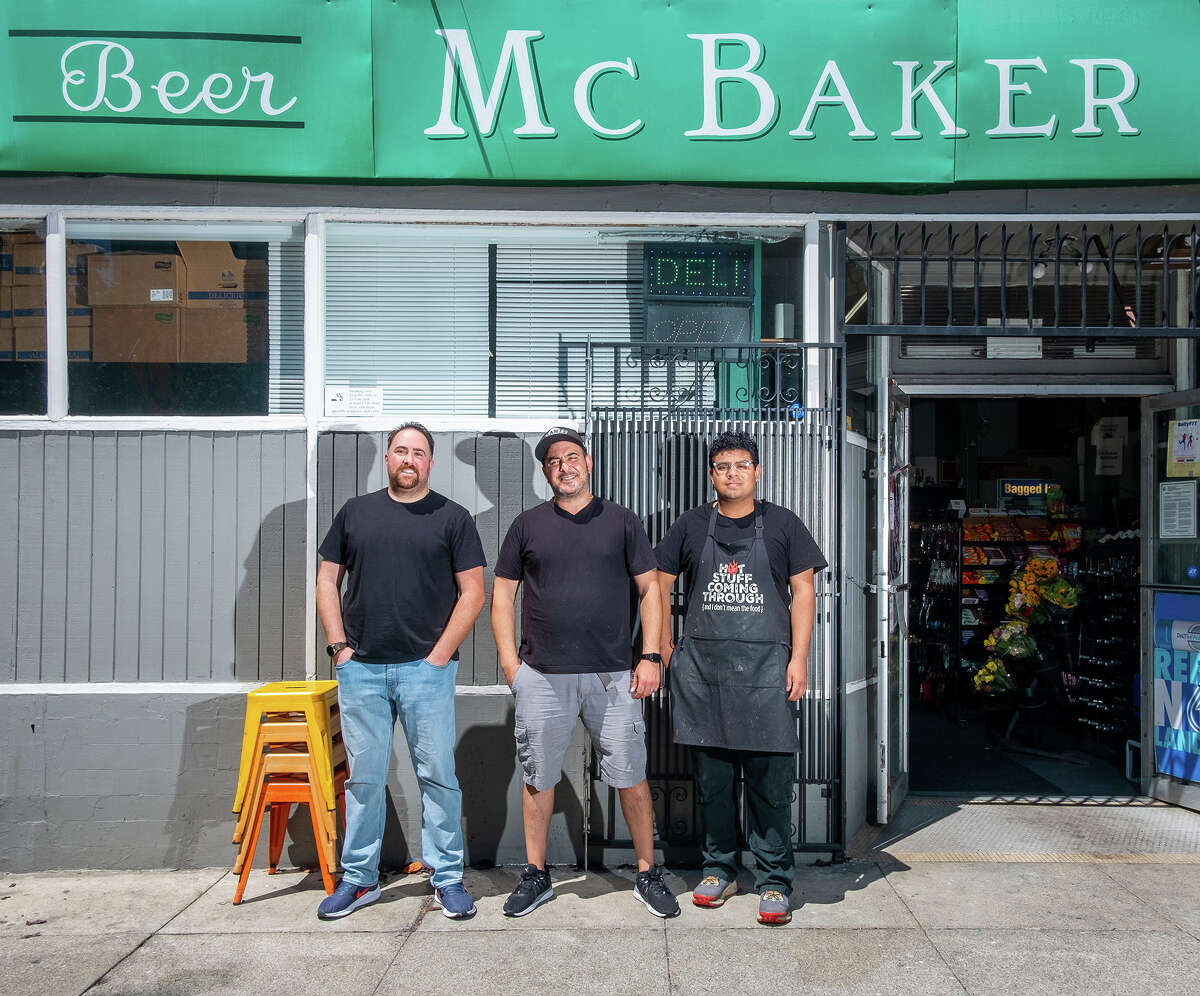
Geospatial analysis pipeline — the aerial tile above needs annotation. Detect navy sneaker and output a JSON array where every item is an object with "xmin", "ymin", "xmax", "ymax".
[
  {"xmin": 316, "ymin": 879, "xmax": 380, "ymax": 920},
  {"xmin": 434, "ymin": 882, "xmax": 477, "ymax": 920}
]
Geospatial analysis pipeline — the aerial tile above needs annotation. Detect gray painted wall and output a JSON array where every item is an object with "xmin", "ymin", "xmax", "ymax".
[
  {"xmin": 315, "ymin": 430, "xmax": 550, "ymax": 685},
  {"xmin": 0, "ymin": 431, "xmax": 308, "ymax": 684},
  {"xmin": 0, "ymin": 688, "xmax": 584, "ymax": 872},
  {"xmin": 0, "ymin": 428, "xmax": 553, "ymax": 686}
]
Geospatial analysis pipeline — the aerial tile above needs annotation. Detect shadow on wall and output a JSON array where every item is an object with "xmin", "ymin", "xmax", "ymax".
[
  {"xmin": 226, "ymin": 497, "xmax": 310, "ymax": 683},
  {"xmin": 164, "ymin": 693, "xmax": 247, "ymax": 870},
  {"xmin": 457, "ymin": 704, "xmax": 586, "ymax": 869},
  {"xmin": 311, "ymin": 434, "xmax": 381, "ymax": 671}
]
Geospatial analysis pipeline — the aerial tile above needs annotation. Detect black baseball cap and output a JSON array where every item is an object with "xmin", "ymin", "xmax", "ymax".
[{"xmin": 535, "ymin": 426, "xmax": 587, "ymax": 463}]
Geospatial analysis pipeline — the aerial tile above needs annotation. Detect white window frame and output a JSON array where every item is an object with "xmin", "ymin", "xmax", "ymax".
[{"xmin": 0, "ymin": 204, "xmax": 826, "ymax": 677}]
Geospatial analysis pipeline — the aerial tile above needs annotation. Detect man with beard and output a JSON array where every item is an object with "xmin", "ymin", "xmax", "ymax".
[
  {"xmin": 655, "ymin": 430, "xmax": 825, "ymax": 925},
  {"xmin": 315, "ymin": 423, "xmax": 486, "ymax": 921},
  {"xmin": 491, "ymin": 426, "xmax": 679, "ymax": 919}
]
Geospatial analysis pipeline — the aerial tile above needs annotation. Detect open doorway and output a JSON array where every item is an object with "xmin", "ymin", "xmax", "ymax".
[{"xmin": 906, "ymin": 395, "xmax": 1141, "ymax": 795}]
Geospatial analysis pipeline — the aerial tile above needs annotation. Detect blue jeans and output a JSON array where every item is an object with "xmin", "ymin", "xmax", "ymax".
[{"xmin": 334, "ymin": 655, "xmax": 464, "ymax": 890}]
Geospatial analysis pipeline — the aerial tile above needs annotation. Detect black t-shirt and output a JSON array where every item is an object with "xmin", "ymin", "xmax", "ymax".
[
  {"xmin": 318, "ymin": 489, "xmax": 486, "ymax": 663},
  {"xmin": 655, "ymin": 501, "xmax": 827, "ymax": 609},
  {"xmin": 495, "ymin": 497, "xmax": 657, "ymax": 674}
]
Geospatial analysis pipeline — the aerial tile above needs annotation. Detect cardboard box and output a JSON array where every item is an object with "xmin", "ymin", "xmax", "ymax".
[
  {"xmin": 0, "ymin": 234, "xmax": 12, "ymax": 284},
  {"xmin": 13, "ymin": 239, "xmax": 45, "ymax": 285},
  {"xmin": 13, "ymin": 324, "xmax": 91, "ymax": 361},
  {"xmin": 87, "ymin": 252, "xmax": 184, "ymax": 308},
  {"xmin": 0, "ymin": 328, "xmax": 12, "ymax": 360},
  {"xmin": 12, "ymin": 241, "xmax": 101, "ymax": 285},
  {"xmin": 92, "ymin": 307, "xmax": 181, "ymax": 363},
  {"xmin": 181, "ymin": 307, "xmax": 268, "ymax": 363},
  {"xmin": 11, "ymin": 284, "xmax": 91, "ymax": 327},
  {"xmin": 0, "ymin": 285, "xmax": 11, "ymax": 329},
  {"xmin": 178, "ymin": 242, "xmax": 267, "ymax": 309}
]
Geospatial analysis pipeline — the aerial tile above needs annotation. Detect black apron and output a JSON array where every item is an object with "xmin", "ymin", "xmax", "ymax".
[{"xmin": 669, "ymin": 502, "xmax": 800, "ymax": 753}]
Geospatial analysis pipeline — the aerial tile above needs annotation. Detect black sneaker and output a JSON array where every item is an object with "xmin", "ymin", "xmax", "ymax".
[
  {"xmin": 503, "ymin": 864, "xmax": 554, "ymax": 917},
  {"xmin": 634, "ymin": 865, "xmax": 680, "ymax": 918}
]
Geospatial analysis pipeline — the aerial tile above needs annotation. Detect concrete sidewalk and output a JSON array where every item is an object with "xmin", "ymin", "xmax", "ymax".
[{"xmin": 4, "ymin": 852, "xmax": 1200, "ymax": 996}]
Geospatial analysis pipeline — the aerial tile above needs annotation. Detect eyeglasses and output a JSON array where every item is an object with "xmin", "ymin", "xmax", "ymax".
[
  {"xmin": 545, "ymin": 452, "xmax": 584, "ymax": 471},
  {"xmin": 712, "ymin": 460, "xmax": 755, "ymax": 475}
]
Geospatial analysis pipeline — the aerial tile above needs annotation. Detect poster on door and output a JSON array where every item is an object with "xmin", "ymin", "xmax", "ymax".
[
  {"xmin": 1152, "ymin": 592, "xmax": 1200, "ymax": 783},
  {"xmin": 1167, "ymin": 419, "xmax": 1200, "ymax": 478}
]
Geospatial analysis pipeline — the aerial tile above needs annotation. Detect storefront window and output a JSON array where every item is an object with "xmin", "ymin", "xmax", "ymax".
[
  {"xmin": 325, "ymin": 233, "xmax": 490, "ymax": 416},
  {"xmin": 325, "ymin": 227, "xmax": 644, "ymax": 419},
  {"xmin": 63, "ymin": 224, "xmax": 303, "ymax": 416},
  {"xmin": 325, "ymin": 227, "xmax": 804, "ymax": 420},
  {"xmin": 0, "ymin": 224, "xmax": 48, "ymax": 414}
]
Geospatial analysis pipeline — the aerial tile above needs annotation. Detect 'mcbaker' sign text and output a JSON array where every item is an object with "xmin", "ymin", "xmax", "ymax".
[{"xmin": 423, "ymin": 29, "xmax": 1139, "ymax": 143}]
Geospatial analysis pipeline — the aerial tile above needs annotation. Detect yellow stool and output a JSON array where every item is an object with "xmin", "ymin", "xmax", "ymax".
[{"xmin": 233, "ymin": 681, "xmax": 339, "ymax": 814}]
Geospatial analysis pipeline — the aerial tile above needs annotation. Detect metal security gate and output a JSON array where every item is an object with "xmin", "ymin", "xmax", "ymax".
[{"xmin": 585, "ymin": 341, "xmax": 844, "ymax": 856}]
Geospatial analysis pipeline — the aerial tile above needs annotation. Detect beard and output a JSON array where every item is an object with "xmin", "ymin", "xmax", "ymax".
[
  {"xmin": 389, "ymin": 464, "xmax": 423, "ymax": 492},
  {"xmin": 550, "ymin": 471, "xmax": 588, "ymax": 500}
]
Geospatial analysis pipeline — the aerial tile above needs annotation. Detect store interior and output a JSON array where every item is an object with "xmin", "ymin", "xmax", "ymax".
[{"xmin": 907, "ymin": 395, "xmax": 1141, "ymax": 796}]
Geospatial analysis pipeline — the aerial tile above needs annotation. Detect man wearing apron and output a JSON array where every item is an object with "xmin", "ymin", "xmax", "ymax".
[{"xmin": 656, "ymin": 430, "xmax": 826, "ymax": 925}]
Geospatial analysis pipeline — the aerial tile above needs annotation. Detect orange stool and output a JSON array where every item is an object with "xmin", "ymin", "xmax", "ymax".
[{"xmin": 234, "ymin": 778, "xmax": 344, "ymax": 904}]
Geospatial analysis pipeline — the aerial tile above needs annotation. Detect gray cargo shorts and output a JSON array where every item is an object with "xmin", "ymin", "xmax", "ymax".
[{"xmin": 511, "ymin": 664, "xmax": 648, "ymax": 792}]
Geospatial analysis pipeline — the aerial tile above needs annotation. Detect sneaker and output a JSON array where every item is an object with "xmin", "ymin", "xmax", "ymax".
[
  {"xmin": 634, "ymin": 865, "xmax": 681, "ymax": 919},
  {"xmin": 502, "ymin": 864, "xmax": 554, "ymax": 917},
  {"xmin": 757, "ymin": 889, "xmax": 792, "ymax": 925},
  {"xmin": 316, "ymin": 879, "xmax": 380, "ymax": 920},
  {"xmin": 433, "ymin": 882, "xmax": 477, "ymax": 920},
  {"xmin": 692, "ymin": 875, "xmax": 738, "ymax": 908}
]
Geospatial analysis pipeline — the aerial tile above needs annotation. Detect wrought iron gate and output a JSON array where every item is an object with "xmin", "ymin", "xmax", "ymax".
[{"xmin": 585, "ymin": 340, "xmax": 844, "ymax": 856}]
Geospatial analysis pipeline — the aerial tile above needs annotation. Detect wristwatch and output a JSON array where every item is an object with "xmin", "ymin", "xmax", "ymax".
[
  {"xmin": 326, "ymin": 641, "xmax": 350, "ymax": 658},
  {"xmin": 640, "ymin": 653, "xmax": 663, "ymax": 664}
]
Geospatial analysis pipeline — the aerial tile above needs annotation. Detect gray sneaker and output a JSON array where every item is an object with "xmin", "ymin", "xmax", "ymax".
[
  {"xmin": 692, "ymin": 875, "xmax": 738, "ymax": 908},
  {"xmin": 757, "ymin": 889, "xmax": 792, "ymax": 925}
]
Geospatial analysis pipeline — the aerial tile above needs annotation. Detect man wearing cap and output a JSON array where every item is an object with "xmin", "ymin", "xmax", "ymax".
[
  {"xmin": 491, "ymin": 426, "xmax": 679, "ymax": 919},
  {"xmin": 656, "ymin": 429, "xmax": 825, "ymax": 925},
  {"xmin": 315, "ymin": 422, "xmax": 486, "ymax": 922}
]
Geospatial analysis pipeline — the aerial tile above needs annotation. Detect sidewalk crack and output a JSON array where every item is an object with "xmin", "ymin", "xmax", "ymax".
[
  {"xmin": 79, "ymin": 867, "xmax": 227, "ymax": 995},
  {"xmin": 878, "ymin": 859, "xmax": 970, "ymax": 994},
  {"xmin": 368, "ymin": 896, "xmax": 429, "ymax": 996},
  {"xmin": 1096, "ymin": 863, "xmax": 1200, "ymax": 942}
]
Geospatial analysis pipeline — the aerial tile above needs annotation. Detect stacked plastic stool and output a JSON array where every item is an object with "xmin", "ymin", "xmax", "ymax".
[{"xmin": 231, "ymin": 680, "xmax": 348, "ymax": 904}]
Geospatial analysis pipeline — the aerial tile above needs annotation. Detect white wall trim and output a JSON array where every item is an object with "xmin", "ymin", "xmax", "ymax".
[
  {"xmin": 0, "ymin": 416, "xmax": 574, "ymax": 433},
  {"xmin": 44, "ymin": 212, "xmax": 67, "ymax": 420},
  {"xmin": 0, "ymin": 681, "xmax": 515, "ymax": 696},
  {"xmin": 0, "ymin": 416, "xmax": 309, "ymax": 431},
  {"xmin": 0, "ymin": 682, "xmax": 263, "ymax": 695}
]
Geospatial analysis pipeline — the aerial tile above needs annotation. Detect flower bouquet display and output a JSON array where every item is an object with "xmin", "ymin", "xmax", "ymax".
[
  {"xmin": 984, "ymin": 619, "xmax": 1037, "ymax": 659},
  {"xmin": 1003, "ymin": 556, "xmax": 1078, "ymax": 624},
  {"xmin": 972, "ymin": 657, "xmax": 1017, "ymax": 697}
]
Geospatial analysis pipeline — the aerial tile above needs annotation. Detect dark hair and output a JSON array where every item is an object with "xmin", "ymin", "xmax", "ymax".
[
  {"xmin": 708, "ymin": 430, "xmax": 759, "ymax": 467},
  {"xmin": 387, "ymin": 422, "xmax": 435, "ymax": 456}
]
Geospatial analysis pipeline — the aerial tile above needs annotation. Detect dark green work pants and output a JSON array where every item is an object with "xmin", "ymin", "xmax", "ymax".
[{"xmin": 693, "ymin": 746, "xmax": 796, "ymax": 895}]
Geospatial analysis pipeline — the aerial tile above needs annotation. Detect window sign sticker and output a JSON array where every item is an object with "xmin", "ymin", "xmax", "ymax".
[
  {"xmin": 1160, "ymin": 479, "xmax": 1198, "ymax": 540},
  {"xmin": 1167, "ymin": 418, "xmax": 1200, "ymax": 478},
  {"xmin": 1152, "ymin": 592, "xmax": 1200, "ymax": 783},
  {"xmin": 324, "ymin": 385, "xmax": 383, "ymax": 417}
]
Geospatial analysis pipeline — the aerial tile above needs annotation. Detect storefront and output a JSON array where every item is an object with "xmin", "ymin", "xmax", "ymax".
[{"xmin": 2, "ymin": 1, "xmax": 1200, "ymax": 870}]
